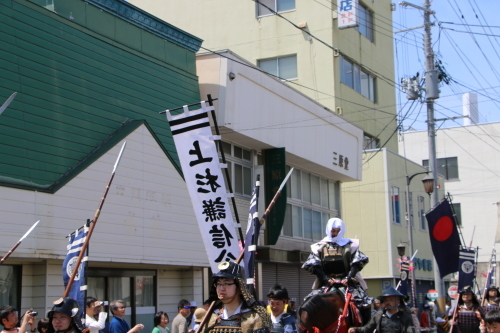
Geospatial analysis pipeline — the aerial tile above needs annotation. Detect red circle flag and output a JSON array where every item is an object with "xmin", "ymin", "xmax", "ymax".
[{"xmin": 432, "ymin": 216, "xmax": 454, "ymax": 241}]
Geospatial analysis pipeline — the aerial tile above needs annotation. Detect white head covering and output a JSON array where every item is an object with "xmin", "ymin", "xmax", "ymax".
[{"xmin": 322, "ymin": 218, "xmax": 350, "ymax": 246}]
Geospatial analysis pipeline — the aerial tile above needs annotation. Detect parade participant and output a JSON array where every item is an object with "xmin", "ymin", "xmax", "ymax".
[
  {"xmin": 37, "ymin": 319, "xmax": 49, "ymax": 333},
  {"xmin": 171, "ymin": 300, "xmax": 190, "ymax": 333},
  {"xmin": 192, "ymin": 309, "xmax": 206, "ymax": 332},
  {"xmin": 410, "ymin": 308, "xmax": 420, "ymax": 333},
  {"xmin": 47, "ymin": 298, "xmax": 85, "ymax": 333},
  {"xmin": 266, "ymin": 284, "xmax": 297, "ymax": 333},
  {"xmin": 372, "ymin": 298, "xmax": 382, "ymax": 316},
  {"xmin": 485, "ymin": 287, "xmax": 500, "ymax": 311},
  {"xmin": 449, "ymin": 286, "xmax": 484, "ymax": 333},
  {"xmin": 202, "ymin": 261, "xmax": 271, "ymax": 333},
  {"xmin": 0, "ymin": 306, "xmax": 37, "ymax": 333},
  {"xmin": 109, "ymin": 300, "xmax": 144, "ymax": 333},
  {"xmin": 485, "ymin": 309, "xmax": 500, "ymax": 333},
  {"xmin": 152, "ymin": 312, "xmax": 170, "ymax": 333},
  {"xmin": 420, "ymin": 303, "xmax": 434, "ymax": 331},
  {"xmin": 86, "ymin": 297, "xmax": 107, "ymax": 333},
  {"xmin": 302, "ymin": 218, "xmax": 373, "ymax": 323},
  {"xmin": 347, "ymin": 287, "xmax": 415, "ymax": 333}
]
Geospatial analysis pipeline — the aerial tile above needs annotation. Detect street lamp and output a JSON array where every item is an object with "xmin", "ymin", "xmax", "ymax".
[
  {"xmin": 405, "ymin": 171, "xmax": 429, "ymax": 308},
  {"xmin": 397, "ymin": 242, "xmax": 406, "ymax": 257},
  {"xmin": 422, "ymin": 174, "xmax": 435, "ymax": 197}
]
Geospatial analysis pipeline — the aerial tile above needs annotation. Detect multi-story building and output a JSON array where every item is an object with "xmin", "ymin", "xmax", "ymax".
[{"xmin": 400, "ymin": 121, "xmax": 500, "ymax": 282}]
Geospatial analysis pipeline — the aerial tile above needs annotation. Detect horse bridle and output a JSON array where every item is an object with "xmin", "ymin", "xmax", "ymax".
[{"xmin": 299, "ymin": 291, "xmax": 352, "ymax": 333}]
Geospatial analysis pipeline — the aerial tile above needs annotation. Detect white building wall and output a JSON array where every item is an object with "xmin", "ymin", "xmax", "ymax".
[
  {"xmin": 0, "ymin": 125, "xmax": 207, "ymax": 266},
  {"xmin": 400, "ymin": 123, "xmax": 500, "ymax": 263}
]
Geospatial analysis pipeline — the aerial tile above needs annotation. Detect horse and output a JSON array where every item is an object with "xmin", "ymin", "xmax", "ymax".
[{"xmin": 297, "ymin": 288, "xmax": 362, "ymax": 333}]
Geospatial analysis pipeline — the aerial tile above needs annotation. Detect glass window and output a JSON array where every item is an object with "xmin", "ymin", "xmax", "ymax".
[
  {"xmin": 220, "ymin": 142, "xmax": 253, "ymax": 197},
  {"xmin": 303, "ymin": 209, "xmax": 312, "ymax": 239},
  {"xmin": 312, "ymin": 210, "xmax": 322, "ymax": 240},
  {"xmin": 283, "ymin": 204, "xmax": 293, "ymax": 236},
  {"xmin": 422, "ymin": 157, "xmax": 459, "ymax": 180},
  {"xmin": 0, "ymin": 266, "xmax": 20, "ymax": 309},
  {"xmin": 311, "ymin": 175, "xmax": 320, "ymax": 205},
  {"xmin": 291, "ymin": 168, "xmax": 301, "ymax": 199},
  {"xmin": 321, "ymin": 178, "xmax": 328, "ymax": 208},
  {"xmin": 340, "ymin": 56, "xmax": 376, "ymax": 102},
  {"xmin": 292, "ymin": 205, "xmax": 303, "ymax": 237},
  {"xmin": 302, "ymin": 172, "xmax": 311, "ymax": 203},
  {"xmin": 257, "ymin": 0, "xmax": 295, "ymax": 17},
  {"xmin": 418, "ymin": 195, "xmax": 426, "ymax": 230},
  {"xmin": 452, "ymin": 203, "xmax": 462, "ymax": 227},
  {"xmin": 258, "ymin": 55, "xmax": 297, "ymax": 80},
  {"xmin": 356, "ymin": 3, "xmax": 374, "ymax": 42},
  {"xmin": 391, "ymin": 186, "xmax": 401, "ymax": 224},
  {"xmin": 328, "ymin": 181, "xmax": 339, "ymax": 211}
]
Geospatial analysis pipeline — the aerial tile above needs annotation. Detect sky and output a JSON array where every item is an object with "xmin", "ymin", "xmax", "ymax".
[{"xmin": 392, "ymin": 0, "xmax": 500, "ymax": 132}]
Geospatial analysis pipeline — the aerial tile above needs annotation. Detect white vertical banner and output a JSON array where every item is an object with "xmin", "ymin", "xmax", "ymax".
[
  {"xmin": 337, "ymin": 0, "xmax": 358, "ymax": 29},
  {"xmin": 166, "ymin": 102, "xmax": 240, "ymax": 273}
]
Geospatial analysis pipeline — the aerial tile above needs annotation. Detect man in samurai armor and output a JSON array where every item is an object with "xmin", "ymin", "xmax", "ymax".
[
  {"xmin": 484, "ymin": 286, "xmax": 500, "ymax": 311},
  {"xmin": 348, "ymin": 287, "xmax": 415, "ymax": 333},
  {"xmin": 450, "ymin": 286, "xmax": 485, "ymax": 333},
  {"xmin": 266, "ymin": 284, "xmax": 297, "ymax": 333},
  {"xmin": 302, "ymin": 218, "xmax": 373, "ymax": 323},
  {"xmin": 202, "ymin": 261, "xmax": 272, "ymax": 333}
]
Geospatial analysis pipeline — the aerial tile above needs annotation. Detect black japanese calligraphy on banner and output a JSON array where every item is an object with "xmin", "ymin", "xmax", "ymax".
[{"xmin": 166, "ymin": 103, "xmax": 240, "ymax": 272}]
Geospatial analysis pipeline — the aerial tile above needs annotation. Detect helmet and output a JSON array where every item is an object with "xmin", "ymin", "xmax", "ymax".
[
  {"xmin": 47, "ymin": 298, "xmax": 85, "ymax": 333},
  {"xmin": 209, "ymin": 261, "xmax": 271, "ymax": 328},
  {"xmin": 459, "ymin": 285, "xmax": 474, "ymax": 294},
  {"xmin": 379, "ymin": 287, "xmax": 405, "ymax": 298}
]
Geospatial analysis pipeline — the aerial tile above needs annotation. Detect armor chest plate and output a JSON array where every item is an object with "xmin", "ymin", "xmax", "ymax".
[
  {"xmin": 211, "ymin": 318, "xmax": 243, "ymax": 333},
  {"xmin": 321, "ymin": 244, "xmax": 351, "ymax": 277},
  {"xmin": 380, "ymin": 315, "xmax": 402, "ymax": 333}
]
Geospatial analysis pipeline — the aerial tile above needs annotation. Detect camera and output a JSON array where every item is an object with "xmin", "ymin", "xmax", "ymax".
[{"xmin": 30, "ymin": 310, "xmax": 38, "ymax": 316}]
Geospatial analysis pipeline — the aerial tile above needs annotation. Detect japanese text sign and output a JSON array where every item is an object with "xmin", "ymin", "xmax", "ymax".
[{"xmin": 338, "ymin": 0, "xmax": 358, "ymax": 29}]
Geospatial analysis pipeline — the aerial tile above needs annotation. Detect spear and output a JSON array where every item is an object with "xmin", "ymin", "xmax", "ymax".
[
  {"xmin": 0, "ymin": 92, "xmax": 17, "ymax": 115},
  {"xmin": 61, "ymin": 141, "xmax": 126, "ymax": 299},
  {"xmin": 0, "ymin": 220, "xmax": 40, "ymax": 264},
  {"xmin": 196, "ymin": 168, "xmax": 294, "ymax": 333}
]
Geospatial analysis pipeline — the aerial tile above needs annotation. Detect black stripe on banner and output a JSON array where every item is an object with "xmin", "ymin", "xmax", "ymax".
[
  {"xmin": 172, "ymin": 122, "xmax": 210, "ymax": 135},
  {"xmin": 169, "ymin": 112, "xmax": 208, "ymax": 127}
]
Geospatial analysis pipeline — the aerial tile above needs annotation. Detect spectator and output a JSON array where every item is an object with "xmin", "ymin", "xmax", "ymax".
[
  {"xmin": 171, "ymin": 300, "xmax": 190, "ymax": 333},
  {"xmin": 1, "ymin": 305, "xmax": 36, "ymax": 333},
  {"xmin": 152, "ymin": 312, "xmax": 170, "ymax": 333},
  {"xmin": 192, "ymin": 309, "xmax": 206, "ymax": 332},
  {"xmin": 37, "ymin": 319, "xmax": 49, "ymax": 333},
  {"xmin": 86, "ymin": 297, "xmax": 107, "ymax": 333},
  {"xmin": 109, "ymin": 301, "xmax": 143, "ymax": 333},
  {"xmin": 372, "ymin": 298, "xmax": 382, "ymax": 316}
]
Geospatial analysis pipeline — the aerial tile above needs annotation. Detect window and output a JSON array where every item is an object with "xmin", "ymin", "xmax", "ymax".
[
  {"xmin": 355, "ymin": 3, "xmax": 374, "ymax": 42},
  {"xmin": 340, "ymin": 56, "xmax": 376, "ymax": 102},
  {"xmin": 220, "ymin": 142, "xmax": 253, "ymax": 196},
  {"xmin": 391, "ymin": 186, "xmax": 401, "ymax": 224},
  {"xmin": 282, "ymin": 167, "xmax": 340, "ymax": 240},
  {"xmin": 422, "ymin": 157, "xmax": 459, "ymax": 180},
  {"xmin": 257, "ymin": 0, "xmax": 295, "ymax": 17},
  {"xmin": 0, "ymin": 266, "xmax": 20, "ymax": 309},
  {"xmin": 88, "ymin": 269, "xmax": 156, "ymax": 333},
  {"xmin": 418, "ymin": 195, "xmax": 426, "ymax": 230},
  {"xmin": 363, "ymin": 134, "xmax": 380, "ymax": 150},
  {"xmin": 258, "ymin": 55, "xmax": 297, "ymax": 80},
  {"xmin": 452, "ymin": 203, "xmax": 462, "ymax": 227}
]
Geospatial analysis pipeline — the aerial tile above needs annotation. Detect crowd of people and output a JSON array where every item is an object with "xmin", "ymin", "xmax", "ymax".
[{"xmin": 1, "ymin": 218, "xmax": 500, "ymax": 333}]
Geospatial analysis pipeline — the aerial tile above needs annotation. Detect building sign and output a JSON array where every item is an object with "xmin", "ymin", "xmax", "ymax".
[
  {"xmin": 166, "ymin": 102, "xmax": 240, "ymax": 272},
  {"xmin": 338, "ymin": 0, "xmax": 358, "ymax": 29}
]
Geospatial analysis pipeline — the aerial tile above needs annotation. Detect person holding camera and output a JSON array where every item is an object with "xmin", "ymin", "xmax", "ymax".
[
  {"xmin": 86, "ymin": 297, "xmax": 107, "ymax": 333},
  {"xmin": 0, "ymin": 306, "xmax": 37, "ymax": 333}
]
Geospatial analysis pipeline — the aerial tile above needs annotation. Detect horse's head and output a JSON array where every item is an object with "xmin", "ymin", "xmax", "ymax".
[{"xmin": 298, "ymin": 290, "xmax": 346, "ymax": 333}]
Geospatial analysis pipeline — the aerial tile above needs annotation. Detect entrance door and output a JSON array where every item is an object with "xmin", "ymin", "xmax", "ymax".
[{"xmin": 87, "ymin": 269, "xmax": 156, "ymax": 333}]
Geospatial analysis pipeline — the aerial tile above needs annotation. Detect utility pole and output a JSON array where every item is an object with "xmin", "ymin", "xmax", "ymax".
[{"xmin": 399, "ymin": 0, "xmax": 446, "ymax": 313}]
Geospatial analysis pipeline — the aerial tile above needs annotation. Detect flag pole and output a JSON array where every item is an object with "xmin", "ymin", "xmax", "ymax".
[
  {"xmin": 61, "ymin": 141, "xmax": 126, "ymax": 299},
  {"xmin": 0, "ymin": 220, "xmax": 40, "ymax": 264},
  {"xmin": 197, "ymin": 169, "xmax": 293, "ymax": 333}
]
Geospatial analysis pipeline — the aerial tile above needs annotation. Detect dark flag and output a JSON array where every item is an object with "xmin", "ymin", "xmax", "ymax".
[
  {"xmin": 458, "ymin": 248, "xmax": 476, "ymax": 291},
  {"xmin": 398, "ymin": 261, "xmax": 410, "ymax": 296},
  {"xmin": 425, "ymin": 198, "xmax": 462, "ymax": 278},
  {"xmin": 484, "ymin": 249, "xmax": 496, "ymax": 294},
  {"xmin": 243, "ymin": 176, "xmax": 260, "ymax": 295},
  {"xmin": 62, "ymin": 226, "xmax": 88, "ymax": 314}
]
